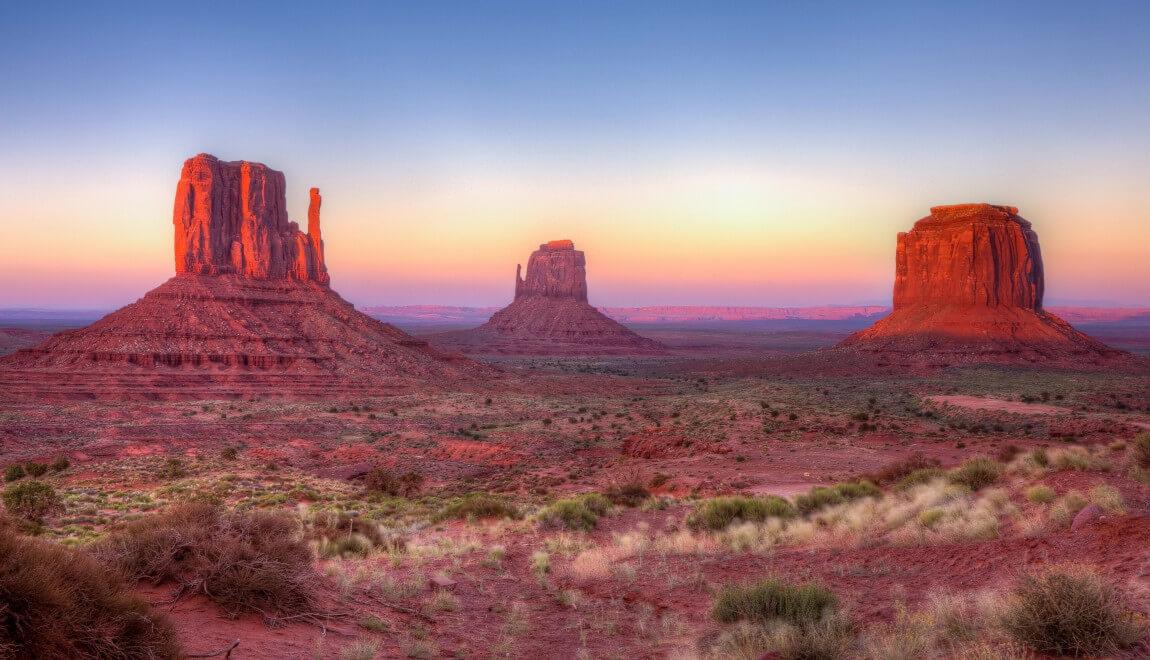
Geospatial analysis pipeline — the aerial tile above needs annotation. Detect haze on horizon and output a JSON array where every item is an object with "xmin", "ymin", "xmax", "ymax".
[{"xmin": 1, "ymin": 1, "xmax": 1149, "ymax": 310}]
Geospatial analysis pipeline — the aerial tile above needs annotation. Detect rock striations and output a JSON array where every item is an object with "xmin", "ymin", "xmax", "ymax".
[
  {"xmin": 436, "ymin": 241, "xmax": 664, "ymax": 355},
  {"xmin": 838, "ymin": 204, "xmax": 1122, "ymax": 367},
  {"xmin": 0, "ymin": 154, "xmax": 483, "ymax": 400}
]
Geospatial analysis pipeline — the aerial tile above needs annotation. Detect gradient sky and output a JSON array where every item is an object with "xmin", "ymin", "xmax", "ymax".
[{"xmin": 2, "ymin": 1, "xmax": 1149, "ymax": 309}]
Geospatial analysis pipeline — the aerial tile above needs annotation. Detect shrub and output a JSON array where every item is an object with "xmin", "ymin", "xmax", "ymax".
[
  {"xmin": 1129, "ymin": 432, "xmax": 1150, "ymax": 469},
  {"xmin": 23, "ymin": 462, "xmax": 48, "ymax": 478},
  {"xmin": 1025, "ymin": 485, "xmax": 1056, "ymax": 504},
  {"xmin": 996, "ymin": 444, "xmax": 1022, "ymax": 463},
  {"xmin": 438, "ymin": 492, "xmax": 519, "ymax": 521},
  {"xmin": 795, "ymin": 481, "xmax": 879, "ymax": 515},
  {"xmin": 867, "ymin": 453, "xmax": 941, "ymax": 486},
  {"xmin": 687, "ymin": 495, "xmax": 795, "ymax": 531},
  {"xmin": 603, "ymin": 480, "xmax": 649, "ymax": 507},
  {"xmin": 1003, "ymin": 568, "xmax": 1144, "ymax": 656},
  {"xmin": 579, "ymin": 492, "xmax": 611, "ymax": 516},
  {"xmin": 538, "ymin": 498, "xmax": 599, "ymax": 531},
  {"xmin": 220, "ymin": 446, "xmax": 239, "ymax": 461},
  {"xmin": 93, "ymin": 503, "xmax": 314, "ymax": 617},
  {"xmin": 158, "ymin": 457, "xmax": 186, "ymax": 479},
  {"xmin": 1030, "ymin": 448, "xmax": 1049, "ymax": 468},
  {"xmin": 3, "ymin": 464, "xmax": 25, "ymax": 483},
  {"xmin": 947, "ymin": 458, "xmax": 1001, "ymax": 491},
  {"xmin": 364, "ymin": 467, "xmax": 424, "ymax": 497},
  {"xmin": 0, "ymin": 528, "xmax": 181, "ymax": 657},
  {"xmin": 894, "ymin": 467, "xmax": 946, "ymax": 490},
  {"xmin": 2, "ymin": 481, "xmax": 62, "ymax": 523},
  {"xmin": 49, "ymin": 456, "xmax": 69, "ymax": 472},
  {"xmin": 713, "ymin": 578, "xmax": 837, "ymax": 625}
]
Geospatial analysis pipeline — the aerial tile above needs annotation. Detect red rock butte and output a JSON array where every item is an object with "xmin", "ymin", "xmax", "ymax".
[
  {"xmin": 435, "ymin": 240, "xmax": 665, "ymax": 355},
  {"xmin": 0, "ymin": 154, "xmax": 485, "ymax": 400},
  {"xmin": 839, "ymin": 203, "xmax": 1122, "ymax": 366}
]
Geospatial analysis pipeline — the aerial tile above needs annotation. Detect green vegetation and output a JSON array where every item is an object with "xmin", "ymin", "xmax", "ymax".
[
  {"xmin": 713, "ymin": 578, "xmax": 837, "ymax": 625},
  {"xmin": 438, "ymin": 492, "xmax": 519, "ymax": 521},
  {"xmin": 947, "ymin": 458, "xmax": 1001, "ymax": 491},
  {"xmin": 3, "ymin": 480, "xmax": 62, "ymax": 523},
  {"xmin": 795, "ymin": 481, "xmax": 880, "ymax": 515},
  {"xmin": 688, "ymin": 495, "xmax": 795, "ymax": 530}
]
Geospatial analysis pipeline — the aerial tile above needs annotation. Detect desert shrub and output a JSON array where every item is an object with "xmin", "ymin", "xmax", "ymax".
[
  {"xmin": 1030, "ymin": 447, "xmax": 1049, "ymax": 468},
  {"xmin": 307, "ymin": 508, "xmax": 406, "ymax": 556},
  {"xmin": 438, "ymin": 492, "xmax": 519, "ymax": 520},
  {"xmin": 1049, "ymin": 490, "xmax": 1089, "ymax": 528},
  {"xmin": 2, "ymin": 480, "xmax": 62, "ymax": 523},
  {"xmin": 1131, "ymin": 431, "xmax": 1150, "ymax": 469},
  {"xmin": 220, "ymin": 446, "xmax": 239, "ymax": 461},
  {"xmin": 22, "ymin": 462, "xmax": 47, "ymax": 478},
  {"xmin": 867, "ymin": 453, "xmax": 941, "ymax": 486},
  {"xmin": 0, "ymin": 528, "xmax": 181, "ymax": 658},
  {"xmin": 316, "ymin": 533, "xmax": 373, "ymax": 559},
  {"xmin": 1050, "ymin": 447, "xmax": 1092, "ymax": 472},
  {"xmin": 688, "ymin": 495, "xmax": 795, "ymax": 531},
  {"xmin": 713, "ymin": 578, "xmax": 837, "ymax": 625},
  {"xmin": 49, "ymin": 456, "xmax": 69, "ymax": 472},
  {"xmin": 603, "ymin": 480, "xmax": 649, "ymax": 507},
  {"xmin": 579, "ymin": 492, "xmax": 611, "ymax": 516},
  {"xmin": 1003, "ymin": 568, "xmax": 1144, "ymax": 656},
  {"xmin": 364, "ymin": 467, "xmax": 424, "ymax": 497},
  {"xmin": 708, "ymin": 613, "xmax": 853, "ymax": 660},
  {"xmin": 93, "ymin": 502, "xmax": 314, "ymax": 617},
  {"xmin": 894, "ymin": 467, "xmax": 946, "ymax": 490},
  {"xmin": 996, "ymin": 444, "xmax": 1022, "ymax": 463},
  {"xmin": 1025, "ymin": 485, "xmax": 1055, "ymax": 504},
  {"xmin": 795, "ymin": 481, "xmax": 879, "ymax": 516},
  {"xmin": 3, "ymin": 464, "xmax": 25, "ymax": 483},
  {"xmin": 538, "ymin": 497, "xmax": 600, "ymax": 531},
  {"xmin": 947, "ymin": 458, "xmax": 1001, "ymax": 491},
  {"xmin": 158, "ymin": 457, "xmax": 187, "ymax": 479}
]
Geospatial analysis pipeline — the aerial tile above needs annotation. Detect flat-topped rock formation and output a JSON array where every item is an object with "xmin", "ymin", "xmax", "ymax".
[
  {"xmin": 433, "ymin": 240, "xmax": 664, "ymax": 355},
  {"xmin": 0, "ymin": 154, "xmax": 484, "ymax": 399},
  {"xmin": 838, "ymin": 204, "xmax": 1123, "ymax": 367}
]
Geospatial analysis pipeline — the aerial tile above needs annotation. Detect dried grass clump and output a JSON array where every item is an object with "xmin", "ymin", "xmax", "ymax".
[
  {"xmin": 688, "ymin": 495, "xmax": 795, "ymax": 531},
  {"xmin": 1131, "ymin": 431, "xmax": 1150, "ymax": 469},
  {"xmin": 93, "ymin": 502, "xmax": 315, "ymax": 618},
  {"xmin": 537, "ymin": 495, "xmax": 607, "ymax": 531},
  {"xmin": 438, "ymin": 492, "xmax": 520, "ymax": 521},
  {"xmin": 795, "ymin": 481, "xmax": 880, "ymax": 516},
  {"xmin": 713, "ymin": 578, "xmax": 837, "ymax": 625},
  {"xmin": 947, "ymin": 458, "xmax": 1001, "ymax": 491},
  {"xmin": 0, "ymin": 528, "xmax": 181, "ymax": 658},
  {"xmin": 866, "ymin": 453, "xmax": 941, "ymax": 486},
  {"xmin": 305, "ymin": 507, "xmax": 406, "ymax": 559},
  {"xmin": 363, "ymin": 467, "xmax": 424, "ymax": 497},
  {"xmin": 1002, "ymin": 568, "xmax": 1144, "ymax": 656},
  {"xmin": 708, "ymin": 613, "xmax": 854, "ymax": 660}
]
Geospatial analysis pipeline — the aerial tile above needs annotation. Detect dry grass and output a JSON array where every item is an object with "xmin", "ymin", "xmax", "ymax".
[{"xmin": 0, "ymin": 527, "xmax": 180, "ymax": 658}]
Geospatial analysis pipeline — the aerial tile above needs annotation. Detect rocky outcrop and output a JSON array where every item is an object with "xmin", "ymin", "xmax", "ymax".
[
  {"xmin": 892, "ymin": 204, "xmax": 1042, "ymax": 309},
  {"xmin": 433, "ymin": 240, "xmax": 664, "ymax": 355},
  {"xmin": 514, "ymin": 240, "xmax": 588, "ymax": 302},
  {"xmin": 839, "ymin": 204, "xmax": 1122, "ymax": 367},
  {"xmin": 174, "ymin": 154, "xmax": 328, "ymax": 284},
  {"xmin": 1, "ymin": 154, "xmax": 487, "ymax": 399}
]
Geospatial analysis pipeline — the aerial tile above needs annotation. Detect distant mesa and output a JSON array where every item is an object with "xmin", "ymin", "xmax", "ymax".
[
  {"xmin": 0, "ymin": 153, "xmax": 484, "ymax": 399},
  {"xmin": 433, "ymin": 240, "xmax": 665, "ymax": 355},
  {"xmin": 838, "ymin": 203, "xmax": 1124, "ymax": 366}
]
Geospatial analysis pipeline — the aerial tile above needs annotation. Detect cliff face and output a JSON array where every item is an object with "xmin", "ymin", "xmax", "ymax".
[
  {"xmin": 893, "ymin": 204, "xmax": 1043, "ymax": 310},
  {"xmin": 173, "ymin": 153, "xmax": 329, "ymax": 284},
  {"xmin": 514, "ymin": 240, "xmax": 588, "ymax": 302},
  {"xmin": 839, "ymin": 204, "xmax": 1120, "ymax": 366}
]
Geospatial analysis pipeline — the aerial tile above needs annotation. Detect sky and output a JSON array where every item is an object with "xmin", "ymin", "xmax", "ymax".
[{"xmin": 1, "ymin": 1, "xmax": 1149, "ymax": 309}]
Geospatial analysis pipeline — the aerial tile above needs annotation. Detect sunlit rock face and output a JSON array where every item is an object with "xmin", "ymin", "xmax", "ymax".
[
  {"xmin": 173, "ymin": 153, "xmax": 329, "ymax": 284},
  {"xmin": 514, "ymin": 240, "xmax": 588, "ymax": 303},
  {"xmin": 892, "ymin": 204, "xmax": 1043, "ymax": 310},
  {"xmin": 838, "ymin": 204, "xmax": 1121, "ymax": 366}
]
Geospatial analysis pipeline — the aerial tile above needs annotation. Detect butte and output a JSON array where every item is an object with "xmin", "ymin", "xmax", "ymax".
[
  {"xmin": 0, "ymin": 153, "xmax": 482, "ymax": 400},
  {"xmin": 435, "ymin": 240, "xmax": 665, "ymax": 355},
  {"xmin": 837, "ymin": 203, "xmax": 1125, "ymax": 368}
]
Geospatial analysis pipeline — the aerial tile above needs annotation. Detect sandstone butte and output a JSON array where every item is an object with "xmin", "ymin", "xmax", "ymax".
[
  {"xmin": 0, "ymin": 154, "xmax": 484, "ymax": 400},
  {"xmin": 436, "ymin": 240, "xmax": 665, "ymax": 355},
  {"xmin": 839, "ymin": 203, "xmax": 1123, "ymax": 366}
]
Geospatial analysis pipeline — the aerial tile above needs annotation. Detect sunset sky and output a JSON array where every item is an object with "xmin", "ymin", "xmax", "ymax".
[{"xmin": 1, "ymin": 2, "xmax": 1149, "ymax": 309}]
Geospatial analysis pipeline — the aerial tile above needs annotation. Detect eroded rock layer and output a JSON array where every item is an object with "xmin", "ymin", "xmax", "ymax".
[
  {"xmin": 839, "ymin": 204, "xmax": 1122, "ymax": 367},
  {"xmin": 435, "ymin": 240, "xmax": 664, "ymax": 355}
]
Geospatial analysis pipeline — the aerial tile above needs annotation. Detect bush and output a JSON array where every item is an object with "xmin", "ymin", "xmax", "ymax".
[
  {"xmin": 795, "ymin": 481, "xmax": 880, "ymax": 515},
  {"xmin": 579, "ymin": 492, "xmax": 611, "ymax": 516},
  {"xmin": 947, "ymin": 458, "xmax": 1001, "ymax": 491},
  {"xmin": 867, "ymin": 453, "xmax": 941, "ymax": 486},
  {"xmin": 438, "ymin": 493, "xmax": 519, "ymax": 521},
  {"xmin": 1129, "ymin": 432, "xmax": 1150, "ymax": 469},
  {"xmin": 0, "ymin": 528, "xmax": 181, "ymax": 657},
  {"xmin": 364, "ymin": 467, "xmax": 424, "ymax": 497},
  {"xmin": 538, "ymin": 497, "xmax": 600, "ymax": 531},
  {"xmin": 158, "ymin": 457, "xmax": 186, "ymax": 479},
  {"xmin": 894, "ymin": 467, "xmax": 946, "ymax": 490},
  {"xmin": 3, "ymin": 464, "xmax": 25, "ymax": 483},
  {"xmin": 713, "ymin": 578, "xmax": 837, "ymax": 625},
  {"xmin": 49, "ymin": 456, "xmax": 69, "ymax": 472},
  {"xmin": 1025, "ymin": 485, "xmax": 1056, "ymax": 504},
  {"xmin": 2, "ymin": 481, "xmax": 62, "ymax": 523},
  {"xmin": 93, "ymin": 503, "xmax": 314, "ymax": 618},
  {"xmin": 603, "ymin": 480, "xmax": 649, "ymax": 507},
  {"xmin": 1003, "ymin": 568, "xmax": 1144, "ymax": 656},
  {"xmin": 687, "ymin": 495, "xmax": 795, "ymax": 531},
  {"xmin": 23, "ymin": 462, "xmax": 48, "ymax": 478}
]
